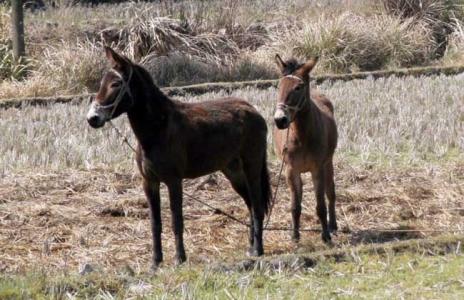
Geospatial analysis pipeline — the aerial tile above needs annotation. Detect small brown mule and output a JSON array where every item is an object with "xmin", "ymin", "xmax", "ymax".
[
  {"xmin": 273, "ymin": 54, "xmax": 338, "ymax": 243},
  {"xmin": 87, "ymin": 47, "xmax": 271, "ymax": 267}
]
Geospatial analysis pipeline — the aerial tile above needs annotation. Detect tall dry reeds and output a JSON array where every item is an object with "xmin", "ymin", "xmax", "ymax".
[{"xmin": 268, "ymin": 13, "xmax": 436, "ymax": 73}]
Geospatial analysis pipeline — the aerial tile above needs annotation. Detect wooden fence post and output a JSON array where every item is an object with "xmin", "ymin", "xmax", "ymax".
[{"xmin": 11, "ymin": 0, "xmax": 25, "ymax": 60}]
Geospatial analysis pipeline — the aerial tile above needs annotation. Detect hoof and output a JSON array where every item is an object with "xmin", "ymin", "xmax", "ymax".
[
  {"xmin": 322, "ymin": 232, "xmax": 332, "ymax": 244},
  {"xmin": 174, "ymin": 253, "xmax": 187, "ymax": 266},
  {"xmin": 149, "ymin": 262, "xmax": 162, "ymax": 275},
  {"xmin": 291, "ymin": 231, "xmax": 300, "ymax": 243},
  {"xmin": 247, "ymin": 247, "xmax": 264, "ymax": 257}
]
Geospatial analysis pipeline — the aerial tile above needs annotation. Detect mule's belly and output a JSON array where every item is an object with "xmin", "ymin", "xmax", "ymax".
[
  {"xmin": 141, "ymin": 150, "xmax": 236, "ymax": 181},
  {"xmin": 139, "ymin": 97, "xmax": 267, "ymax": 181},
  {"xmin": 140, "ymin": 129, "xmax": 244, "ymax": 181},
  {"xmin": 274, "ymin": 129, "xmax": 330, "ymax": 174}
]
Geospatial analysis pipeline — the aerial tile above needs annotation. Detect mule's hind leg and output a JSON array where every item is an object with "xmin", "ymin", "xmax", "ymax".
[
  {"xmin": 243, "ymin": 162, "xmax": 265, "ymax": 256},
  {"xmin": 325, "ymin": 160, "xmax": 337, "ymax": 233},
  {"xmin": 286, "ymin": 167, "xmax": 303, "ymax": 242},
  {"xmin": 166, "ymin": 179, "xmax": 187, "ymax": 265},
  {"xmin": 312, "ymin": 168, "xmax": 331, "ymax": 243},
  {"xmin": 222, "ymin": 159, "xmax": 254, "ymax": 251}
]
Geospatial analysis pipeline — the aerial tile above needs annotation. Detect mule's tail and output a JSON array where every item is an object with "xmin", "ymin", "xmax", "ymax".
[{"xmin": 261, "ymin": 151, "xmax": 272, "ymax": 215}]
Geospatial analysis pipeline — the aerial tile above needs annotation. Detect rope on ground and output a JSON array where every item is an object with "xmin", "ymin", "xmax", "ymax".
[
  {"xmin": 110, "ymin": 122, "xmax": 464, "ymax": 235},
  {"xmin": 264, "ymin": 128, "xmax": 289, "ymax": 229}
]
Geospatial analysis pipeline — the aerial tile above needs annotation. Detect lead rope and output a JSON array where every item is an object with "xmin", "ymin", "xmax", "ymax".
[
  {"xmin": 108, "ymin": 117, "xmax": 464, "ymax": 234},
  {"xmin": 108, "ymin": 120, "xmax": 287, "ymax": 229},
  {"xmin": 108, "ymin": 120, "xmax": 137, "ymax": 153},
  {"xmin": 264, "ymin": 128, "xmax": 289, "ymax": 229}
]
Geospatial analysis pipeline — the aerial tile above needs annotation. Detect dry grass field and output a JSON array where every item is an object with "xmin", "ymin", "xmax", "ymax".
[
  {"xmin": 2, "ymin": 0, "xmax": 464, "ymax": 99},
  {"xmin": 1, "ymin": 1, "xmax": 464, "ymax": 297},
  {"xmin": 0, "ymin": 73, "xmax": 463, "ymax": 297}
]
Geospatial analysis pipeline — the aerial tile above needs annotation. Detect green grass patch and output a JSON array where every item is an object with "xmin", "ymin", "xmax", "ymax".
[{"xmin": 1, "ymin": 236, "xmax": 463, "ymax": 299}]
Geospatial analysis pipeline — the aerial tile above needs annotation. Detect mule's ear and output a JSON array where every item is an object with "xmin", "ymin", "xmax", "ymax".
[
  {"xmin": 275, "ymin": 54, "xmax": 287, "ymax": 73},
  {"xmin": 105, "ymin": 46, "xmax": 127, "ymax": 69},
  {"xmin": 299, "ymin": 56, "xmax": 319, "ymax": 77}
]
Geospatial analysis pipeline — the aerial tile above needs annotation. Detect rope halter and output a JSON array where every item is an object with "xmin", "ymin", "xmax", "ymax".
[
  {"xmin": 93, "ymin": 66, "xmax": 134, "ymax": 119},
  {"xmin": 276, "ymin": 74, "xmax": 308, "ymax": 121}
]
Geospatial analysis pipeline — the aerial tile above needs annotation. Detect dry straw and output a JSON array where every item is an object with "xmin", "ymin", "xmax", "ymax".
[{"xmin": 1, "ymin": 74, "xmax": 463, "ymax": 273}]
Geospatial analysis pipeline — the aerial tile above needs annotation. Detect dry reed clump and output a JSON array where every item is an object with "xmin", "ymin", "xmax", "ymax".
[
  {"xmin": 382, "ymin": 0, "xmax": 458, "ymax": 21},
  {"xmin": 0, "ymin": 41, "xmax": 106, "ymax": 99},
  {"xmin": 122, "ymin": 16, "xmax": 268, "ymax": 62},
  {"xmin": 271, "ymin": 12, "xmax": 436, "ymax": 73},
  {"xmin": 382, "ymin": 0, "xmax": 464, "ymax": 58},
  {"xmin": 443, "ymin": 19, "xmax": 464, "ymax": 64},
  {"xmin": 101, "ymin": 16, "xmax": 275, "ymax": 86},
  {"xmin": 37, "ymin": 41, "xmax": 107, "ymax": 93},
  {"xmin": 142, "ymin": 51, "xmax": 276, "ymax": 87},
  {"xmin": 124, "ymin": 17, "xmax": 242, "ymax": 63}
]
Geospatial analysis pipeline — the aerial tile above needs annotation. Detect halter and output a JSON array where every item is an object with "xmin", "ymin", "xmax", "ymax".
[
  {"xmin": 276, "ymin": 74, "xmax": 308, "ymax": 121},
  {"xmin": 93, "ymin": 66, "xmax": 134, "ymax": 118}
]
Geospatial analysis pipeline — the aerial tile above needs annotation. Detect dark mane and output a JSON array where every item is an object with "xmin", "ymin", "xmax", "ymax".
[
  {"xmin": 133, "ymin": 63, "xmax": 171, "ymax": 103},
  {"xmin": 134, "ymin": 63, "xmax": 155, "ymax": 85},
  {"xmin": 282, "ymin": 58, "xmax": 304, "ymax": 75}
]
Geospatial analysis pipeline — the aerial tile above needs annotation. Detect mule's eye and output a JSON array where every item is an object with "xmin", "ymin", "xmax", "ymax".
[
  {"xmin": 295, "ymin": 84, "xmax": 304, "ymax": 91},
  {"xmin": 111, "ymin": 81, "xmax": 121, "ymax": 88}
]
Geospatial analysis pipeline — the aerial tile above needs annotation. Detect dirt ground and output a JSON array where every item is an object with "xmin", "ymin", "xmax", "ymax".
[{"xmin": 1, "ymin": 161, "xmax": 463, "ymax": 274}]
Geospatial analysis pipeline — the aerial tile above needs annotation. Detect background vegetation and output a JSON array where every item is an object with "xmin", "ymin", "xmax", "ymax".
[
  {"xmin": 1, "ymin": 0, "xmax": 464, "ymax": 99},
  {"xmin": 1, "ymin": 1, "xmax": 464, "ymax": 298}
]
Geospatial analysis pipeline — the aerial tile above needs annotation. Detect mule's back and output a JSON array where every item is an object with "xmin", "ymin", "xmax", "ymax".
[
  {"xmin": 166, "ymin": 97, "xmax": 268, "ymax": 178},
  {"xmin": 311, "ymin": 89, "xmax": 334, "ymax": 116}
]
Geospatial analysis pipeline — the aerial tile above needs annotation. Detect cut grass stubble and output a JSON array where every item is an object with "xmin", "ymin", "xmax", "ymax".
[{"xmin": 1, "ymin": 74, "xmax": 463, "ymax": 174}]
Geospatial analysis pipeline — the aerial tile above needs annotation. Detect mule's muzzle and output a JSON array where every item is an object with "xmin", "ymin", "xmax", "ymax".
[
  {"xmin": 87, "ymin": 115, "xmax": 105, "ymax": 128},
  {"xmin": 86, "ymin": 100, "xmax": 107, "ymax": 128},
  {"xmin": 274, "ymin": 108, "xmax": 290, "ymax": 129}
]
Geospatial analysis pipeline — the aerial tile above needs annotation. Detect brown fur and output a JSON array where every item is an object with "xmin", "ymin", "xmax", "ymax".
[
  {"xmin": 273, "ymin": 54, "xmax": 338, "ymax": 242},
  {"xmin": 87, "ymin": 47, "xmax": 271, "ymax": 267}
]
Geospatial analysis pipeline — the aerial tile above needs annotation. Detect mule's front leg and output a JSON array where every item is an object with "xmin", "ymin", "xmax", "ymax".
[
  {"xmin": 143, "ymin": 179, "xmax": 163, "ymax": 269},
  {"xmin": 312, "ymin": 169, "xmax": 331, "ymax": 243},
  {"xmin": 167, "ymin": 180, "xmax": 187, "ymax": 265},
  {"xmin": 286, "ymin": 167, "xmax": 303, "ymax": 242},
  {"xmin": 325, "ymin": 160, "xmax": 337, "ymax": 233}
]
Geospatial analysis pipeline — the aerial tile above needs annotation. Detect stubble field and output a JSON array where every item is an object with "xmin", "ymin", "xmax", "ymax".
[{"xmin": 0, "ymin": 74, "xmax": 463, "ymax": 298}]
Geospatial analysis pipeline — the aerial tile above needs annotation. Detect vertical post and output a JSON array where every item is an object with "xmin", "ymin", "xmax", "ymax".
[{"xmin": 11, "ymin": 0, "xmax": 25, "ymax": 60}]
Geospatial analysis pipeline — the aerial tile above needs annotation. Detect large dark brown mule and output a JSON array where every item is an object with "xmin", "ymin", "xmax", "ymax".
[
  {"xmin": 273, "ymin": 54, "xmax": 338, "ymax": 243},
  {"xmin": 86, "ymin": 47, "xmax": 271, "ymax": 267}
]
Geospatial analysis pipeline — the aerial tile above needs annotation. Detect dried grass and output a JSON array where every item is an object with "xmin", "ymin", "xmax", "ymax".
[
  {"xmin": 3, "ymin": 0, "xmax": 464, "ymax": 98},
  {"xmin": 0, "ymin": 162, "xmax": 463, "ymax": 274},
  {"xmin": 0, "ymin": 74, "xmax": 463, "ymax": 273},
  {"xmin": 0, "ymin": 41, "xmax": 106, "ymax": 99},
  {"xmin": 268, "ymin": 12, "xmax": 436, "ymax": 73}
]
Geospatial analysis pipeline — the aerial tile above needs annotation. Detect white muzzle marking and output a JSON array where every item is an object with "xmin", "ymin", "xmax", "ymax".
[
  {"xmin": 274, "ymin": 107, "xmax": 289, "ymax": 121},
  {"xmin": 86, "ymin": 101, "xmax": 112, "ymax": 123}
]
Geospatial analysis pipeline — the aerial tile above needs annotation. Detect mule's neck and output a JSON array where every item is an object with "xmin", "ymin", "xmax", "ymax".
[
  {"xmin": 290, "ymin": 85, "xmax": 323, "ymax": 145},
  {"xmin": 126, "ymin": 66, "xmax": 174, "ymax": 151}
]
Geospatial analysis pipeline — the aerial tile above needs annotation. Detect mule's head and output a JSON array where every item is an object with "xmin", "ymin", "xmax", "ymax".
[
  {"xmin": 87, "ymin": 47, "xmax": 135, "ymax": 128},
  {"xmin": 273, "ymin": 54, "xmax": 318, "ymax": 129}
]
